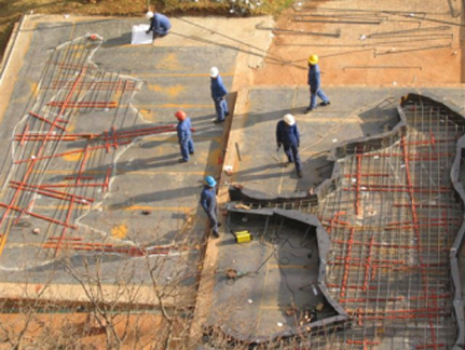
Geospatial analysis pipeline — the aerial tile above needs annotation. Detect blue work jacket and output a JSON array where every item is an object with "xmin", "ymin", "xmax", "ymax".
[
  {"xmin": 200, "ymin": 186, "xmax": 217, "ymax": 215},
  {"xmin": 177, "ymin": 118, "xmax": 192, "ymax": 144},
  {"xmin": 211, "ymin": 75, "xmax": 228, "ymax": 101},
  {"xmin": 276, "ymin": 120, "xmax": 300, "ymax": 147},
  {"xmin": 149, "ymin": 13, "xmax": 172, "ymax": 32},
  {"xmin": 307, "ymin": 64, "xmax": 321, "ymax": 91}
]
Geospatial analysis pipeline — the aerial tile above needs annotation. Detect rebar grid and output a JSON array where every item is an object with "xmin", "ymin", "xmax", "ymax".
[
  {"xmin": 304, "ymin": 100, "xmax": 464, "ymax": 349},
  {"xmin": 0, "ymin": 36, "xmax": 174, "ymax": 258}
]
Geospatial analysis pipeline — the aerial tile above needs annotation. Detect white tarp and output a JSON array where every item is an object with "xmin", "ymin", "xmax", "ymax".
[{"xmin": 131, "ymin": 24, "xmax": 152, "ymax": 45}]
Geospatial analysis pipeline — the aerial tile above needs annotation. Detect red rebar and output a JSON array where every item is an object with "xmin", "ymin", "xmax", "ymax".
[
  {"xmin": 330, "ymin": 238, "xmax": 449, "ymax": 252},
  {"xmin": 19, "ymin": 123, "xmax": 29, "ymax": 146},
  {"xmin": 0, "ymin": 202, "xmax": 76, "ymax": 229},
  {"xmin": 338, "ymin": 294, "xmax": 450, "ymax": 303},
  {"xmin": 29, "ymin": 111, "xmax": 66, "ymax": 131},
  {"xmin": 10, "ymin": 181, "xmax": 94, "ymax": 202},
  {"xmin": 12, "ymin": 199, "xmax": 35, "ymax": 226},
  {"xmin": 355, "ymin": 154, "xmax": 362, "ymax": 215},
  {"xmin": 362, "ymin": 235, "xmax": 374, "ymax": 292},
  {"xmin": 10, "ymin": 182, "xmax": 91, "ymax": 205},
  {"xmin": 400, "ymin": 136, "xmax": 438, "ymax": 349},
  {"xmin": 104, "ymin": 166, "xmax": 112, "ymax": 192},
  {"xmin": 346, "ymin": 339, "xmax": 379, "ymax": 350},
  {"xmin": 344, "ymin": 185, "xmax": 450, "ymax": 193},
  {"xmin": 47, "ymin": 101, "xmax": 117, "ymax": 108},
  {"xmin": 340, "ymin": 227, "xmax": 355, "ymax": 297}
]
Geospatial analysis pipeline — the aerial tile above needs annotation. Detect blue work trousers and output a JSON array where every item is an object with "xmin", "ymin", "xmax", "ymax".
[
  {"xmin": 153, "ymin": 30, "xmax": 168, "ymax": 40},
  {"xmin": 180, "ymin": 138, "xmax": 195, "ymax": 161},
  {"xmin": 214, "ymin": 98, "xmax": 229, "ymax": 122},
  {"xmin": 207, "ymin": 209, "xmax": 219, "ymax": 235},
  {"xmin": 310, "ymin": 89, "xmax": 329, "ymax": 109},
  {"xmin": 284, "ymin": 144, "xmax": 302, "ymax": 173}
]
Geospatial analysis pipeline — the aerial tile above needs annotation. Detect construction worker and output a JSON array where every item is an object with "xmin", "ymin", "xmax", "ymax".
[
  {"xmin": 175, "ymin": 110, "xmax": 194, "ymax": 163},
  {"xmin": 210, "ymin": 67, "xmax": 229, "ymax": 124},
  {"xmin": 304, "ymin": 54, "xmax": 330, "ymax": 113},
  {"xmin": 145, "ymin": 11, "xmax": 172, "ymax": 40},
  {"xmin": 200, "ymin": 176, "xmax": 220, "ymax": 238},
  {"xmin": 276, "ymin": 114, "xmax": 303, "ymax": 178}
]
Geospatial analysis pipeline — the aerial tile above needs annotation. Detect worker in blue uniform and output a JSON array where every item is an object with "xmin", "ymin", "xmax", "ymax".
[
  {"xmin": 305, "ymin": 54, "xmax": 330, "ymax": 113},
  {"xmin": 175, "ymin": 110, "xmax": 195, "ymax": 163},
  {"xmin": 200, "ymin": 176, "xmax": 220, "ymax": 238},
  {"xmin": 146, "ymin": 11, "xmax": 172, "ymax": 40},
  {"xmin": 210, "ymin": 67, "xmax": 229, "ymax": 124},
  {"xmin": 276, "ymin": 114, "xmax": 303, "ymax": 178}
]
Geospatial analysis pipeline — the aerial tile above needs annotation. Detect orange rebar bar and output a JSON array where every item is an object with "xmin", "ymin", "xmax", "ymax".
[
  {"xmin": 340, "ymin": 227, "xmax": 355, "ymax": 298},
  {"xmin": 0, "ymin": 201, "xmax": 76, "ymax": 229},
  {"xmin": 10, "ymin": 181, "xmax": 94, "ymax": 202},
  {"xmin": 47, "ymin": 101, "xmax": 117, "ymax": 108},
  {"xmin": 356, "ymin": 154, "xmax": 362, "ymax": 215},
  {"xmin": 29, "ymin": 111, "xmax": 66, "ymax": 131},
  {"xmin": 400, "ymin": 136, "xmax": 438, "ymax": 349},
  {"xmin": 338, "ymin": 294, "xmax": 450, "ymax": 303},
  {"xmin": 19, "ymin": 123, "xmax": 29, "ymax": 146}
]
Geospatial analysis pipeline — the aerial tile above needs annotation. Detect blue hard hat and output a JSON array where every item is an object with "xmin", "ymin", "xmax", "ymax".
[{"xmin": 205, "ymin": 176, "xmax": 217, "ymax": 187}]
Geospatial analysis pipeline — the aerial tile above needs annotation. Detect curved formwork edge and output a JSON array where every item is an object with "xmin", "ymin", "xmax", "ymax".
[
  {"xmin": 223, "ymin": 92, "xmax": 465, "ymax": 347},
  {"xmin": 219, "ymin": 205, "xmax": 349, "ymax": 344},
  {"xmin": 450, "ymin": 136, "xmax": 465, "ymax": 350}
]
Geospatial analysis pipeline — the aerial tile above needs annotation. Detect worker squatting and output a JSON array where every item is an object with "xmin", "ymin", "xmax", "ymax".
[{"xmin": 144, "ymin": 12, "xmax": 331, "ymax": 238}]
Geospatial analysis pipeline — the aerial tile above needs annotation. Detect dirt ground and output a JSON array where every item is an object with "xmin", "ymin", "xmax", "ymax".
[{"xmin": 253, "ymin": 0, "xmax": 465, "ymax": 86}]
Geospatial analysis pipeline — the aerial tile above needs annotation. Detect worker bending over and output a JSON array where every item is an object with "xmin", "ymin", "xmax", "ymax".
[
  {"xmin": 200, "ymin": 176, "xmax": 220, "ymax": 238},
  {"xmin": 305, "ymin": 54, "xmax": 330, "ymax": 113},
  {"xmin": 146, "ymin": 11, "xmax": 172, "ymax": 40},
  {"xmin": 210, "ymin": 67, "xmax": 229, "ymax": 124},
  {"xmin": 276, "ymin": 114, "xmax": 303, "ymax": 178},
  {"xmin": 175, "ymin": 110, "xmax": 195, "ymax": 163}
]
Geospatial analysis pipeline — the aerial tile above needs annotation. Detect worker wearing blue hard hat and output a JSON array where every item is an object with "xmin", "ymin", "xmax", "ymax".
[
  {"xmin": 146, "ymin": 11, "xmax": 172, "ymax": 41},
  {"xmin": 200, "ymin": 176, "xmax": 220, "ymax": 238},
  {"xmin": 305, "ymin": 54, "xmax": 330, "ymax": 113},
  {"xmin": 210, "ymin": 67, "xmax": 229, "ymax": 124},
  {"xmin": 276, "ymin": 114, "xmax": 303, "ymax": 178},
  {"xmin": 175, "ymin": 110, "xmax": 195, "ymax": 163}
]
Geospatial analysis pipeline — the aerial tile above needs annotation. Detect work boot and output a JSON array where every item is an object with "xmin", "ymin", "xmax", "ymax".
[
  {"xmin": 319, "ymin": 101, "xmax": 330, "ymax": 107},
  {"xmin": 178, "ymin": 158, "xmax": 188, "ymax": 163},
  {"xmin": 211, "ymin": 230, "xmax": 220, "ymax": 238},
  {"xmin": 298, "ymin": 171, "xmax": 304, "ymax": 178},
  {"xmin": 304, "ymin": 107, "xmax": 313, "ymax": 113},
  {"xmin": 214, "ymin": 119, "xmax": 225, "ymax": 124},
  {"xmin": 284, "ymin": 160, "xmax": 292, "ymax": 167},
  {"xmin": 189, "ymin": 151, "xmax": 194, "ymax": 155}
]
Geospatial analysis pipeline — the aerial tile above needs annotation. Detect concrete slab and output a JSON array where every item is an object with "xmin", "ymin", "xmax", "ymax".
[
  {"xmin": 230, "ymin": 86, "xmax": 465, "ymax": 194},
  {"xmin": 0, "ymin": 14, "xmax": 273, "ymax": 303}
]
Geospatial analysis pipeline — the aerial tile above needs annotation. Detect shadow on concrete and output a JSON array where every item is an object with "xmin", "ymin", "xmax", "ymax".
[{"xmin": 102, "ymin": 32, "xmax": 133, "ymax": 47}]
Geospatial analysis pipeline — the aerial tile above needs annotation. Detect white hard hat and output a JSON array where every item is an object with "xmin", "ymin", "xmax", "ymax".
[
  {"xmin": 210, "ymin": 67, "xmax": 219, "ymax": 78},
  {"xmin": 283, "ymin": 113, "xmax": 295, "ymax": 126},
  {"xmin": 146, "ymin": 11, "xmax": 154, "ymax": 19}
]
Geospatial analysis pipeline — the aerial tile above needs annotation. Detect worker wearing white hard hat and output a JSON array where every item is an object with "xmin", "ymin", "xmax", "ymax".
[
  {"xmin": 305, "ymin": 54, "xmax": 330, "ymax": 113},
  {"xmin": 210, "ymin": 67, "xmax": 229, "ymax": 124},
  {"xmin": 276, "ymin": 114, "xmax": 303, "ymax": 178},
  {"xmin": 145, "ymin": 11, "xmax": 172, "ymax": 41}
]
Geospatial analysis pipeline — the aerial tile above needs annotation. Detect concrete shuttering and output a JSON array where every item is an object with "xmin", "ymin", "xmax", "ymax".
[
  {"xmin": 209, "ymin": 92, "xmax": 465, "ymax": 349},
  {"xmin": 0, "ymin": 9, "xmax": 464, "ymax": 350}
]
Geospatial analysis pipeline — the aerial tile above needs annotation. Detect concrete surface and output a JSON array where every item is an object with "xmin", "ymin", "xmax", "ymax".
[{"xmin": 0, "ymin": 14, "xmax": 273, "ymax": 300}]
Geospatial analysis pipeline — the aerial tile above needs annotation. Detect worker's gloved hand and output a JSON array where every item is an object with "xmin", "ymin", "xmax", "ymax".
[
  {"xmin": 146, "ymin": 30, "xmax": 150, "ymax": 34},
  {"xmin": 191, "ymin": 127, "xmax": 196, "ymax": 132}
]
